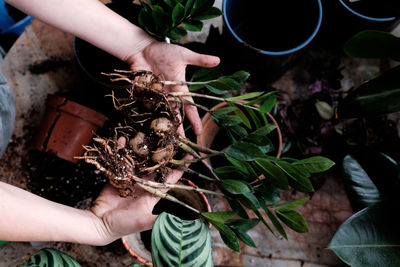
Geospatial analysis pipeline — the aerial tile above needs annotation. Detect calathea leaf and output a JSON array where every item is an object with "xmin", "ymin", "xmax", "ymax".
[
  {"xmin": 18, "ymin": 248, "xmax": 81, "ymax": 267},
  {"xmin": 152, "ymin": 212, "xmax": 213, "ymax": 267},
  {"xmin": 328, "ymin": 203, "xmax": 400, "ymax": 267}
]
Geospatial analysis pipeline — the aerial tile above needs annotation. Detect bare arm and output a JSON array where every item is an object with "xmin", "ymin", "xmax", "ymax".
[{"xmin": 4, "ymin": 0, "xmax": 154, "ymax": 62}]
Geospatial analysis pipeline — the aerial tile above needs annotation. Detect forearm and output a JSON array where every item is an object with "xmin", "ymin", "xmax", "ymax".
[
  {"xmin": 0, "ymin": 182, "xmax": 112, "ymax": 246},
  {"xmin": 5, "ymin": 0, "xmax": 154, "ymax": 62}
]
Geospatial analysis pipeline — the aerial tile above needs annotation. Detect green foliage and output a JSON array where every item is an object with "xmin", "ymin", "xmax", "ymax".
[
  {"xmin": 337, "ymin": 66, "xmax": 400, "ymax": 118},
  {"xmin": 344, "ymin": 30, "xmax": 400, "ymax": 61},
  {"xmin": 151, "ymin": 212, "xmax": 213, "ymax": 267},
  {"xmin": 18, "ymin": 248, "xmax": 81, "ymax": 267},
  {"xmin": 329, "ymin": 151, "xmax": 400, "ymax": 266},
  {"xmin": 328, "ymin": 204, "xmax": 400, "ymax": 267},
  {"xmin": 138, "ymin": 0, "xmax": 221, "ymax": 41}
]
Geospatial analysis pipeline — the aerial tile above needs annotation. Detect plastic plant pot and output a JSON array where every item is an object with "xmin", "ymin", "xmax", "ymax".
[
  {"xmin": 121, "ymin": 178, "xmax": 211, "ymax": 266},
  {"xmin": 0, "ymin": 0, "xmax": 33, "ymax": 35},
  {"xmin": 35, "ymin": 94, "xmax": 107, "ymax": 164},
  {"xmin": 220, "ymin": 0, "xmax": 322, "ymax": 83}
]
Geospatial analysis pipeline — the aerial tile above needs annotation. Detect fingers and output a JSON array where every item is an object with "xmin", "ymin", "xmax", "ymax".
[{"xmin": 182, "ymin": 48, "xmax": 220, "ymax": 68}]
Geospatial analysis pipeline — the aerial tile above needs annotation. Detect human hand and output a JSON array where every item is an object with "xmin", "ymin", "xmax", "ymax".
[{"xmin": 126, "ymin": 41, "xmax": 220, "ymax": 135}]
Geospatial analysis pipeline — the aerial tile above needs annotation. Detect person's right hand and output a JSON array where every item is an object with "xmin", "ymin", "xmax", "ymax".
[{"xmin": 126, "ymin": 41, "xmax": 220, "ymax": 136}]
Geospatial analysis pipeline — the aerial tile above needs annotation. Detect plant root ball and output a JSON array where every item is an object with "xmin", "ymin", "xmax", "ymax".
[
  {"xmin": 152, "ymin": 144, "xmax": 174, "ymax": 164},
  {"xmin": 150, "ymin": 117, "xmax": 173, "ymax": 136},
  {"xmin": 129, "ymin": 132, "xmax": 150, "ymax": 157}
]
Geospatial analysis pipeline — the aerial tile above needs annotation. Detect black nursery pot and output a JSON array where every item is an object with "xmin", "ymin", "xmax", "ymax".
[
  {"xmin": 73, "ymin": 2, "xmax": 140, "ymax": 88},
  {"xmin": 221, "ymin": 0, "xmax": 323, "ymax": 83},
  {"xmin": 317, "ymin": 0, "xmax": 400, "ymax": 49}
]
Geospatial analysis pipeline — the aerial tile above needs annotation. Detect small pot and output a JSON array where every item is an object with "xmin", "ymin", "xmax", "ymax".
[
  {"xmin": 35, "ymin": 94, "xmax": 107, "ymax": 164},
  {"xmin": 121, "ymin": 178, "xmax": 211, "ymax": 266},
  {"xmin": 197, "ymin": 102, "xmax": 282, "ymax": 160}
]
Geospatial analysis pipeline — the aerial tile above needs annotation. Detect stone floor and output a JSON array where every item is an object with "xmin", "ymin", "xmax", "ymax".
[{"xmin": 1, "ymin": 3, "xmax": 399, "ymax": 267}]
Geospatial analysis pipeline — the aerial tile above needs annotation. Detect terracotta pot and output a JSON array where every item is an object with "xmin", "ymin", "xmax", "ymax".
[
  {"xmin": 121, "ymin": 178, "xmax": 211, "ymax": 266},
  {"xmin": 35, "ymin": 94, "xmax": 107, "ymax": 164},
  {"xmin": 197, "ymin": 102, "xmax": 282, "ymax": 159}
]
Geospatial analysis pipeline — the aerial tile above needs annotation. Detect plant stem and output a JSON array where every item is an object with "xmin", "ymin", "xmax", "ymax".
[
  {"xmin": 169, "ymin": 92, "xmax": 261, "ymax": 112},
  {"xmin": 163, "ymin": 80, "xmax": 219, "ymax": 86},
  {"xmin": 134, "ymin": 176, "xmax": 223, "ymax": 196},
  {"xmin": 137, "ymin": 183, "xmax": 201, "ymax": 214},
  {"xmin": 179, "ymin": 167, "xmax": 217, "ymax": 181},
  {"xmin": 178, "ymin": 136, "xmax": 221, "ymax": 155}
]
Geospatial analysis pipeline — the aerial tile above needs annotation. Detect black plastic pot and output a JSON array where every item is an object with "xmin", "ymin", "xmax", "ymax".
[{"xmin": 220, "ymin": 0, "xmax": 323, "ymax": 83}]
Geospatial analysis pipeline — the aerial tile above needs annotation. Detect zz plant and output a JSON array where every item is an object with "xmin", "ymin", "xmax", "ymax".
[{"xmin": 77, "ymin": 68, "xmax": 335, "ymax": 266}]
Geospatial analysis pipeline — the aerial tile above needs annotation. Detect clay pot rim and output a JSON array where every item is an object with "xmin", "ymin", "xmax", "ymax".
[
  {"xmin": 197, "ymin": 101, "xmax": 283, "ymax": 159},
  {"xmin": 121, "ymin": 178, "xmax": 212, "ymax": 266},
  {"xmin": 46, "ymin": 94, "xmax": 108, "ymax": 126}
]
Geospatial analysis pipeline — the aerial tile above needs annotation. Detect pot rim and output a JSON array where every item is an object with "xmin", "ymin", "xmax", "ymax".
[
  {"xmin": 45, "ymin": 94, "xmax": 107, "ymax": 127},
  {"xmin": 338, "ymin": 0, "xmax": 397, "ymax": 22}
]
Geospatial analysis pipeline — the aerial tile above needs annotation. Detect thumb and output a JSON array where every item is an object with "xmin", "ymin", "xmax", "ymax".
[{"xmin": 182, "ymin": 48, "xmax": 220, "ymax": 68}]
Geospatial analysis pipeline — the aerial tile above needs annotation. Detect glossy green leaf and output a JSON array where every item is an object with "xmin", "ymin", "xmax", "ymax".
[
  {"xmin": 152, "ymin": 5, "xmax": 171, "ymax": 37},
  {"xmin": 214, "ymin": 166, "xmax": 248, "ymax": 180},
  {"xmin": 225, "ymin": 155, "xmax": 249, "ymax": 174},
  {"xmin": 190, "ymin": 0, "xmax": 215, "ymax": 15},
  {"xmin": 254, "ymin": 183, "xmax": 281, "ymax": 203},
  {"xmin": 18, "ymin": 248, "xmax": 81, "ymax": 267},
  {"xmin": 204, "ymin": 84, "xmax": 227, "ymax": 95},
  {"xmin": 239, "ymin": 192, "xmax": 260, "ymax": 210},
  {"xmin": 151, "ymin": 212, "xmax": 213, "ymax": 267},
  {"xmin": 258, "ymin": 199, "xmax": 287, "ymax": 239},
  {"xmin": 211, "ymin": 106, "xmax": 238, "ymax": 116},
  {"xmin": 259, "ymin": 94, "xmax": 276, "ymax": 113},
  {"xmin": 245, "ymin": 91, "xmax": 277, "ymax": 106},
  {"xmin": 217, "ymin": 115, "xmax": 243, "ymax": 126},
  {"xmin": 344, "ymin": 30, "xmax": 400, "ymax": 61},
  {"xmin": 184, "ymin": 0, "xmax": 195, "ymax": 15},
  {"xmin": 215, "ymin": 77, "xmax": 242, "ymax": 90},
  {"xmin": 210, "ymin": 221, "xmax": 240, "ymax": 252},
  {"xmin": 275, "ymin": 161, "xmax": 314, "ymax": 193},
  {"xmin": 192, "ymin": 6, "xmax": 222, "ymax": 20},
  {"xmin": 202, "ymin": 211, "xmax": 236, "ymax": 222},
  {"xmin": 255, "ymin": 159, "xmax": 289, "ymax": 190},
  {"xmin": 163, "ymin": 0, "xmax": 177, "ymax": 8},
  {"xmin": 172, "ymin": 3, "xmax": 185, "ymax": 25},
  {"xmin": 227, "ymin": 198, "xmax": 249, "ymax": 219},
  {"xmin": 232, "ymin": 229, "xmax": 257, "ymax": 247},
  {"xmin": 230, "ymin": 71, "xmax": 250, "ymax": 82},
  {"xmin": 225, "ymin": 92, "xmax": 264, "ymax": 102},
  {"xmin": 228, "ymin": 218, "xmax": 260, "ymax": 232},
  {"xmin": 167, "ymin": 26, "xmax": 187, "ymax": 41},
  {"xmin": 234, "ymin": 108, "xmax": 251, "ymax": 129},
  {"xmin": 278, "ymin": 197, "xmax": 309, "ymax": 211},
  {"xmin": 337, "ymin": 65, "xmax": 400, "ymax": 118},
  {"xmin": 328, "ymin": 204, "xmax": 400, "ymax": 267},
  {"xmin": 292, "ymin": 156, "xmax": 335, "ymax": 173},
  {"xmin": 276, "ymin": 209, "xmax": 309, "ymax": 233},
  {"xmin": 183, "ymin": 20, "xmax": 203, "ymax": 32},
  {"xmin": 229, "ymin": 125, "xmax": 248, "ymax": 138},
  {"xmin": 220, "ymin": 179, "xmax": 252, "ymax": 194},
  {"xmin": 225, "ymin": 141, "xmax": 266, "ymax": 161}
]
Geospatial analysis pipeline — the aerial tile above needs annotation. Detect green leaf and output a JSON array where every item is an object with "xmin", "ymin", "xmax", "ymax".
[
  {"xmin": 259, "ymin": 94, "xmax": 276, "ymax": 113},
  {"xmin": 152, "ymin": 5, "xmax": 171, "ymax": 37},
  {"xmin": 239, "ymin": 192, "xmax": 260, "ymax": 210},
  {"xmin": 18, "ymin": 248, "xmax": 81, "ymax": 267},
  {"xmin": 255, "ymin": 159, "xmax": 289, "ymax": 190},
  {"xmin": 215, "ymin": 166, "xmax": 248, "ymax": 180},
  {"xmin": 337, "ymin": 65, "xmax": 400, "ymax": 118},
  {"xmin": 202, "ymin": 211, "xmax": 236, "ymax": 222},
  {"xmin": 172, "ymin": 3, "xmax": 185, "ymax": 25},
  {"xmin": 210, "ymin": 221, "xmax": 240, "ymax": 252},
  {"xmin": 278, "ymin": 197, "xmax": 309, "ymax": 211},
  {"xmin": 230, "ymin": 71, "xmax": 250, "ymax": 83},
  {"xmin": 232, "ymin": 229, "xmax": 257, "ymax": 247},
  {"xmin": 152, "ymin": 212, "xmax": 213, "ymax": 267},
  {"xmin": 183, "ymin": 20, "xmax": 203, "ymax": 32},
  {"xmin": 209, "ymin": 77, "xmax": 242, "ymax": 91},
  {"xmin": 192, "ymin": 6, "xmax": 222, "ymax": 20},
  {"xmin": 258, "ymin": 199, "xmax": 287, "ymax": 239},
  {"xmin": 167, "ymin": 26, "xmax": 187, "ymax": 41},
  {"xmin": 211, "ymin": 106, "xmax": 238, "ymax": 116},
  {"xmin": 225, "ymin": 92, "xmax": 265, "ymax": 102},
  {"xmin": 138, "ymin": 9, "xmax": 153, "ymax": 30},
  {"xmin": 344, "ymin": 30, "xmax": 400, "ymax": 61},
  {"xmin": 227, "ymin": 198, "xmax": 249, "ymax": 219},
  {"xmin": 254, "ymin": 183, "xmax": 280, "ymax": 203},
  {"xmin": 225, "ymin": 141, "xmax": 266, "ymax": 161},
  {"xmin": 184, "ymin": 0, "xmax": 195, "ymax": 15},
  {"xmin": 190, "ymin": 0, "xmax": 214, "ymax": 15},
  {"xmin": 228, "ymin": 218, "xmax": 260, "ymax": 232},
  {"xmin": 163, "ymin": 0, "xmax": 177, "ymax": 8},
  {"xmin": 225, "ymin": 155, "xmax": 249, "ymax": 174},
  {"xmin": 245, "ymin": 91, "xmax": 277, "ymax": 106},
  {"xmin": 292, "ymin": 156, "xmax": 335, "ymax": 173},
  {"xmin": 229, "ymin": 125, "xmax": 248, "ymax": 138},
  {"xmin": 220, "ymin": 180, "xmax": 252, "ymax": 194},
  {"xmin": 234, "ymin": 108, "xmax": 251, "ymax": 129},
  {"xmin": 328, "ymin": 204, "xmax": 400, "ymax": 267},
  {"xmin": 276, "ymin": 209, "xmax": 309, "ymax": 233},
  {"xmin": 275, "ymin": 161, "xmax": 314, "ymax": 193},
  {"xmin": 205, "ymin": 84, "xmax": 227, "ymax": 95}
]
